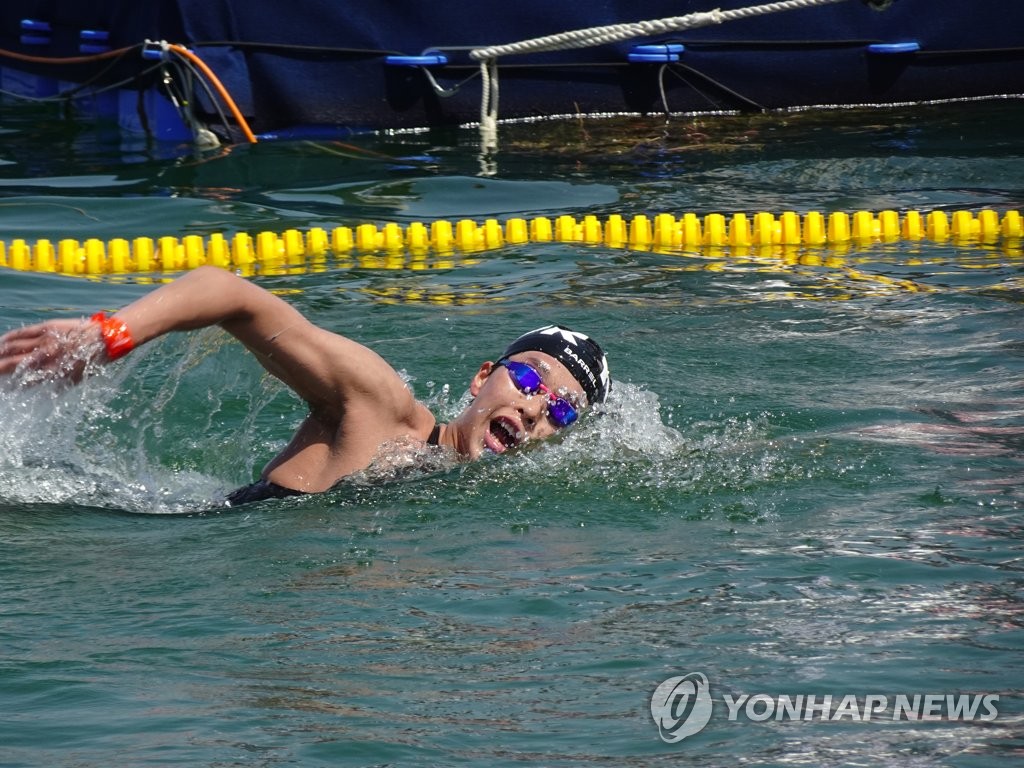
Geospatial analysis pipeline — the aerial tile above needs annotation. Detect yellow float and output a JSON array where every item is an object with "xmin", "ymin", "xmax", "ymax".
[{"xmin": 0, "ymin": 209, "xmax": 1020, "ymax": 276}]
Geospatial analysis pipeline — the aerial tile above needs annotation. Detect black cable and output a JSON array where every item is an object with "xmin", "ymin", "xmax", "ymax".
[
  {"xmin": 55, "ymin": 45, "xmax": 139, "ymax": 99},
  {"xmin": 0, "ymin": 57, "xmax": 163, "ymax": 105},
  {"xmin": 671, "ymin": 38, "xmax": 876, "ymax": 50},
  {"xmin": 666, "ymin": 62, "xmax": 765, "ymax": 112},
  {"xmin": 917, "ymin": 46, "xmax": 1024, "ymax": 59},
  {"xmin": 190, "ymin": 40, "xmax": 404, "ymax": 57},
  {"xmin": 166, "ymin": 52, "xmax": 234, "ymax": 140}
]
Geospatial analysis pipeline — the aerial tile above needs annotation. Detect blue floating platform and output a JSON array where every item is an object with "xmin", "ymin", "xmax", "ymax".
[{"xmin": 1, "ymin": 0, "xmax": 1022, "ymax": 139}]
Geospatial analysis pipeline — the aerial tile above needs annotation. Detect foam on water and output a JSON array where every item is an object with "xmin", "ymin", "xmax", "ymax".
[
  {"xmin": 0, "ymin": 330, "xmax": 276, "ymax": 514},
  {"xmin": 0, "ymin": 373, "xmax": 224, "ymax": 514}
]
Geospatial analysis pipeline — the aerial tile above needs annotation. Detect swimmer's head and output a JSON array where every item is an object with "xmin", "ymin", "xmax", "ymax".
[
  {"xmin": 441, "ymin": 324, "xmax": 610, "ymax": 460},
  {"xmin": 500, "ymin": 325, "xmax": 611, "ymax": 406}
]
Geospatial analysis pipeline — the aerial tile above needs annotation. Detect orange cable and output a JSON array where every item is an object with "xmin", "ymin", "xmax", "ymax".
[
  {"xmin": 167, "ymin": 43, "xmax": 257, "ymax": 144},
  {"xmin": 0, "ymin": 44, "xmax": 139, "ymax": 65}
]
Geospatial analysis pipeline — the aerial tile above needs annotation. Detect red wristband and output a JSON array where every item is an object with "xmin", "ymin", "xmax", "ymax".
[{"xmin": 90, "ymin": 312, "xmax": 135, "ymax": 361}]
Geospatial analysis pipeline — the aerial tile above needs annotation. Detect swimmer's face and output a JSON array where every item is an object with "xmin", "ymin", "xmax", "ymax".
[{"xmin": 448, "ymin": 351, "xmax": 587, "ymax": 460}]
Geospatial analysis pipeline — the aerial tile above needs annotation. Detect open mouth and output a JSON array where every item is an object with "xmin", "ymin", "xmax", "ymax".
[{"xmin": 487, "ymin": 417, "xmax": 521, "ymax": 453}]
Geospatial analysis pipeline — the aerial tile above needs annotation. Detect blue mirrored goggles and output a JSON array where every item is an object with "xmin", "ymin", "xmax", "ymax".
[{"xmin": 497, "ymin": 358, "xmax": 579, "ymax": 428}]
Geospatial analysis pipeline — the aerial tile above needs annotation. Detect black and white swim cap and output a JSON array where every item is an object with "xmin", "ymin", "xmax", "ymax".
[{"xmin": 502, "ymin": 325, "xmax": 611, "ymax": 405}]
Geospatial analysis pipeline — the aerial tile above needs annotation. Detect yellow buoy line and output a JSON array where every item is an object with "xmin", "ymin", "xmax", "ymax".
[{"xmin": 0, "ymin": 208, "xmax": 1021, "ymax": 276}]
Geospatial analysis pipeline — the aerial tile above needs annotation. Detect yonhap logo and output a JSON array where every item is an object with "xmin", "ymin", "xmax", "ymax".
[
  {"xmin": 651, "ymin": 672, "xmax": 1001, "ymax": 745},
  {"xmin": 650, "ymin": 672, "xmax": 713, "ymax": 743}
]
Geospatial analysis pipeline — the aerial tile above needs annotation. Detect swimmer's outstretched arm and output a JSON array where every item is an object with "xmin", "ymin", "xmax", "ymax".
[{"xmin": 0, "ymin": 267, "xmax": 422, "ymax": 424}]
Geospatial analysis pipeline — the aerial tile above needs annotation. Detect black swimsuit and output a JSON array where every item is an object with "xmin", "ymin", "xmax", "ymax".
[
  {"xmin": 225, "ymin": 478, "xmax": 305, "ymax": 506},
  {"xmin": 225, "ymin": 423, "xmax": 442, "ymax": 506}
]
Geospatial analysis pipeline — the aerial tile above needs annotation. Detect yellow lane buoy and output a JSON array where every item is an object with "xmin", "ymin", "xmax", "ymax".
[{"xmin": 0, "ymin": 209, "xmax": 1020, "ymax": 276}]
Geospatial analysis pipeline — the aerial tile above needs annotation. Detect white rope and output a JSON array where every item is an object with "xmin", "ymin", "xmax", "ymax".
[
  {"xmin": 469, "ymin": 0, "xmax": 851, "ymax": 61},
  {"xmin": 479, "ymin": 58, "xmax": 500, "ymax": 153}
]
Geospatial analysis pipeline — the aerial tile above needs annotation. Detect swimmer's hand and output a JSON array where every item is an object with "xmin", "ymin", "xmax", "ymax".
[{"xmin": 0, "ymin": 318, "xmax": 105, "ymax": 384}]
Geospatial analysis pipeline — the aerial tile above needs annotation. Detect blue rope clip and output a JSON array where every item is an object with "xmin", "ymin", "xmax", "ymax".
[
  {"xmin": 385, "ymin": 53, "xmax": 449, "ymax": 67},
  {"xmin": 867, "ymin": 42, "xmax": 920, "ymax": 55},
  {"xmin": 628, "ymin": 44, "xmax": 684, "ymax": 63}
]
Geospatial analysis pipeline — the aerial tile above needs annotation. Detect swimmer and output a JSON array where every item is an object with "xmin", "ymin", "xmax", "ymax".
[{"xmin": 0, "ymin": 266, "xmax": 610, "ymax": 504}]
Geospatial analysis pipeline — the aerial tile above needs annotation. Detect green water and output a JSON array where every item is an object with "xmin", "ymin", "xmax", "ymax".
[{"xmin": 1, "ymin": 100, "xmax": 1022, "ymax": 766}]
